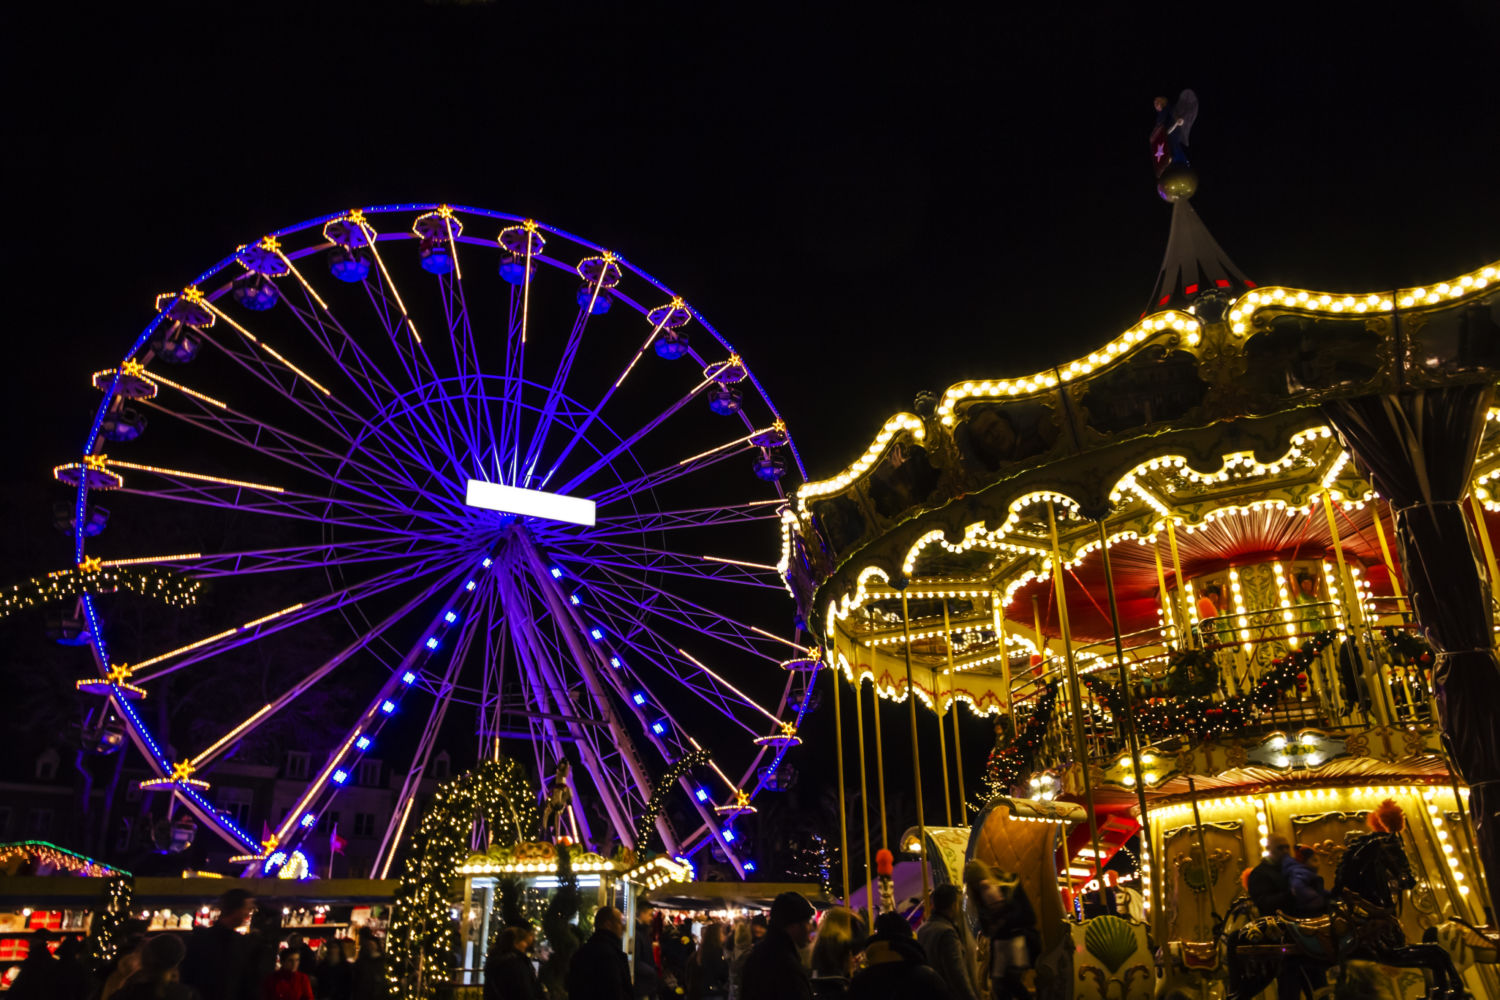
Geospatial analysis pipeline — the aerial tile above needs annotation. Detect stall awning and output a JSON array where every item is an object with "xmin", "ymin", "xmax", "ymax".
[{"xmin": 641, "ymin": 881, "xmax": 828, "ymax": 911}]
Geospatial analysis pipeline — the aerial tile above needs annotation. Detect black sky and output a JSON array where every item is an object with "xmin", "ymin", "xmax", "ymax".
[{"xmin": 5, "ymin": 1, "xmax": 1500, "ymax": 853}]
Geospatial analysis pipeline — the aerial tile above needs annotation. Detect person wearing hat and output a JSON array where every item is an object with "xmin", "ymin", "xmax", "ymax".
[
  {"xmin": 112, "ymin": 934, "xmax": 197, "ymax": 1000},
  {"xmin": 847, "ymin": 912, "xmax": 948, "ymax": 1000},
  {"xmin": 740, "ymin": 892, "xmax": 815, "ymax": 1000},
  {"xmin": 180, "ymin": 888, "xmax": 257, "ymax": 1000}
]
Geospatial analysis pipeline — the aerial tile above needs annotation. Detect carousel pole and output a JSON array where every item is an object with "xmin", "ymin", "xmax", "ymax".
[
  {"xmin": 1095, "ymin": 520, "xmax": 1157, "ymax": 909},
  {"xmin": 872, "ymin": 662, "xmax": 890, "ymax": 854},
  {"xmin": 1045, "ymin": 501, "xmax": 1108, "ymax": 909},
  {"xmin": 901, "ymin": 591, "xmax": 933, "ymax": 900},
  {"xmin": 1164, "ymin": 517, "xmax": 1195, "ymax": 648},
  {"xmin": 951, "ymin": 680, "xmax": 967, "ymax": 823},
  {"xmin": 830, "ymin": 641, "xmax": 853, "ymax": 907},
  {"xmin": 1370, "ymin": 497, "xmax": 1407, "ymax": 612},
  {"xmin": 1443, "ymin": 753, "xmax": 1495, "ymax": 921},
  {"xmin": 1321, "ymin": 491, "xmax": 1396, "ymax": 725},
  {"xmin": 1032, "ymin": 594, "xmax": 1053, "ymax": 757},
  {"xmin": 1184, "ymin": 775, "xmax": 1220, "ymax": 923},
  {"xmin": 1152, "ymin": 536, "xmax": 1177, "ymax": 646},
  {"xmin": 992, "ymin": 591, "xmax": 1016, "ymax": 719},
  {"xmin": 938, "ymin": 601, "xmax": 957, "ymax": 826},
  {"xmin": 851, "ymin": 639, "xmax": 875, "ymax": 931}
]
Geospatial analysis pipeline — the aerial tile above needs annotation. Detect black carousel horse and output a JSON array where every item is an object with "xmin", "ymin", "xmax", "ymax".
[{"xmin": 1224, "ymin": 828, "xmax": 1468, "ymax": 999}]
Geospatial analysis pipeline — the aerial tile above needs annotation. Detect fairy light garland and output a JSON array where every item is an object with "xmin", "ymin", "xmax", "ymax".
[
  {"xmin": 386, "ymin": 757, "xmax": 539, "ymax": 1000},
  {"xmin": 83, "ymin": 875, "xmax": 135, "ymax": 973},
  {"xmin": 633, "ymin": 749, "xmax": 711, "ymax": 850},
  {"xmin": 2, "ymin": 566, "xmax": 200, "ymax": 621}
]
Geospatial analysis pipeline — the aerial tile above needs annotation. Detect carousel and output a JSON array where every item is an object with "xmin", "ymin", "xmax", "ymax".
[{"xmin": 781, "ymin": 106, "xmax": 1500, "ymax": 998}]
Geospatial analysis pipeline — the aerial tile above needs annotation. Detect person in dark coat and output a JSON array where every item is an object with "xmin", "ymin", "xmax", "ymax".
[
  {"xmin": 848, "ymin": 913, "xmax": 949, "ymax": 1000},
  {"xmin": 112, "ymin": 934, "xmax": 199, "ymax": 1000},
  {"xmin": 566, "ymin": 906, "xmax": 632, "ymax": 1000},
  {"xmin": 916, "ymin": 887, "xmax": 977, "ymax": 1000},
  {"xmin": 484, "ymin": 925, "xmax": 542, "ymax": 1000},
  {"xmin": 1245, "ymin": 836, "xmax": 1296, "ymax": 916},
  {"xmin": 740, "ymin": 892, "xmax": 815, "ymax": 1000},
  {"xmin": 180, "ymin": 889, "xmax": 257, "ymax": 1000},
  {"xmin": 6, "ymin": 931, "xmax": 60, "ymax": 999}
]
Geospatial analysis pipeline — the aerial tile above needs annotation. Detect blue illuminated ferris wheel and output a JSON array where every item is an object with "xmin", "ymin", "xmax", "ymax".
[{"xmin": 56, "ymin": 204, "xmax": 815, "ymax": 876}]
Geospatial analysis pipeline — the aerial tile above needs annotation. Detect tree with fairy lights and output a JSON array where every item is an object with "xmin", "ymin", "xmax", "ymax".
[{"xmin": 385, "ymin": 757, "xmax": 538, "ymax": 1000}]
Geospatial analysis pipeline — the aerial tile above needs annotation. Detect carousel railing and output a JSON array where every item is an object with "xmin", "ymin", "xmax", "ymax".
[{"xmin": 1000, "ymin": 602, "xmax": 1437, "ymax": 769}]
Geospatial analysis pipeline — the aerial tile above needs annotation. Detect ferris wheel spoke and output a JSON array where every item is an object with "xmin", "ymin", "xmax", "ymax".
[
  {"xmin": 579, "ymin": 592, "xmax": 760, "ymax": 738},
  {"xmin": 585, "ymin": 436, "xmax": 760, "ymax": 511},
  {"xmin": 193, "ymin": 558, "xmax": 478, "ymax": 776},
  {"xmin": 275, "ymin": 291, "xmax": 406, "ymax": 420},
  {"xmin": 131, "ymin": 535, "xmax": 461, "ymax": 579},
  {"xmin": 534, "ymin": 311, "xmax": 676, "ymax": 490},
  {"xmin": 518, "ymin": 305, "xmax": 597, "ymax": 488},
  {"xmin": 133, "ymin": 551, "xmax": 470, "ymax": 684},
  {"xmin": 135, "ymin": 397, "xmax": 429, "ymax": 511},
  {"xmin": 110, "ymin": 466, "xmax": 468, "ymax": 537},
  {"xmin": 552, "ymin": 377, "xmax": 714, "ymax": 498},
  {"xmin": 439, "ymin": 271, "xmax": 503, "ymax": 481},
  {"xmin": 568, "ymin": 500, "xmax": 784, "ymax": 539},
  {"xmin": 554, "ymin": 539, "xmax": 781, "ymax": 589},
  {"xmin": 574, "ymin": 560, "xmax": 786, "ymax": 663}
]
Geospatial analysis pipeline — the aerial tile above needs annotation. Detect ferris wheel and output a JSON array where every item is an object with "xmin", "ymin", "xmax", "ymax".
[{"xmin": 55, "ymin": 203, "xmax": 814, "ymax": 877}]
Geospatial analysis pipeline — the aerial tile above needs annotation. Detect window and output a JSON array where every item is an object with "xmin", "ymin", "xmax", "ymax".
[
  {"xmin": 34, "ymin": 749, "xmax": 59, "ymax": 781},
  {"xmin": 217, "ymin": 786, "xmax": 254, "ymax": 828},
  {"xmin": 285, "ymin": 751, "xmax": 311, "ymax": 780},
  {"xmin": 353, "ymin": 813, "xmax": 376, "ymax": 838},
  {"xmin": 26, "ymin": 808, "xmax": 54, "ymax": 836},
  {"xmin": 358, "ymin": 759, "xmax": 382, "ymax": 787},
  {"xmin": 432, "ymin": 752, "xmax": 450, "ymax": 781},
  {"xmin": 318, "ymin": 810, "xmax": 341, "ymax": 832},
  {"xmin": 115, "ymin": 819, "xmax": 134, "ymax": 852},
  {"xmin": 0, "ymin": 807, "xmax": 12, "ymax": 837}
]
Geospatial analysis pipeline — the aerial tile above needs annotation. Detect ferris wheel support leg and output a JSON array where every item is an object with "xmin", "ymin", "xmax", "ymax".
[
  {"xmin": 513, "ymin": 532, "xmax": 681, "ymax": 855},
  {"xmin": 500, "ymin": 569, "xmax": 635, "ymax": 852},
  {"xmin": 372, "ymin": 586, "xmax": 489, "ymax": 876}
]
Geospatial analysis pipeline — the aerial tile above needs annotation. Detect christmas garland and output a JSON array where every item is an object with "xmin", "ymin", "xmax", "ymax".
[
  {"xmin": 2, "ymin": 565, "xmax": 200, "ymax": 621},
  {"xmin": 632, "ymin": 748, "xmax": 711, "ymax": 850},
  {"xmin": 980, "ymin": 632, "xmax": 1337, "ymax": 796},
  {"xmin": 1382, "ymin": 627, "xmax": 1435, "ymax": 667},
  {"xmin": 84, "ymin": 875, "xmax": 134, "ymax": 974},
  {"xmin": 386, "ymin": 757, "xmax": 539, "ymax": 1000}
]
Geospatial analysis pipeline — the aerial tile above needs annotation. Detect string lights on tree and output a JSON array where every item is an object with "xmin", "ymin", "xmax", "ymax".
[
  {"xmin": 1, "ymin": 565, "xmax": 200, "ymax": 621},
  {"xmin": 385, "ymin": 757, "xmax": 538, "ymax": 1000}
]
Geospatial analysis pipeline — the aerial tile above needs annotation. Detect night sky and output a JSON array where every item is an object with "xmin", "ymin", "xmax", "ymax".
[{"xmin": 5, "ymin": 2, "xmax": 1499, "ymax": 860}]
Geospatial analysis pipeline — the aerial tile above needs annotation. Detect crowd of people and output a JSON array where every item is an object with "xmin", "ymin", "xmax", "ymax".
[
  {"xmin": 7, "ymin": 889, "xmax": 391, "ymax": 1000},
  {"xmin": 491, "ymin": 865, "xmax": 1036, "ymax": 1000}
]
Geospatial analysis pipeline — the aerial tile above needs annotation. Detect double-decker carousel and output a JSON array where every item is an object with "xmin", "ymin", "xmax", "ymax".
[{"xmin": 779, "ymin": 184, "xmax": 1500, "ymax": 998}]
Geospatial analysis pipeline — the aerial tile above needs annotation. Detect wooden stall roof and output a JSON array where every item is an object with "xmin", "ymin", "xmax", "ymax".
[{"xmin": 0, "ymin": 876, "xmax": 398, "ymax": 906}]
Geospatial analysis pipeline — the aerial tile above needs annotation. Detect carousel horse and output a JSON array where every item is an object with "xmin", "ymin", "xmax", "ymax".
[{"xmin": 1225, "ymin": 800, "xmax": 1468, "ymax": 999}]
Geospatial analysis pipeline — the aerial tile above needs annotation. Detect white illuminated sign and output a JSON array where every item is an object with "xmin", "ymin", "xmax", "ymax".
[{"xmin": 464, "ymin": 480, "xmax": 596, "ymax": 527}]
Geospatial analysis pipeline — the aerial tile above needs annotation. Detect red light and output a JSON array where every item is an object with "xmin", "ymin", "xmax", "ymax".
[
  {"xmin": 1244, "ymin": 280, "xmax": 1257, "ymax": 288},
  {"xmin": 1184, "ymin": 283, "xmax": 1199, "ymax": 294},
  {"xmin": 1158, "ymin": 295, "xmax": 1171, "ymax": 306},
  {"xmin": 1215, "ymin": 279, "xmax": 1231, "ymax": 288}
]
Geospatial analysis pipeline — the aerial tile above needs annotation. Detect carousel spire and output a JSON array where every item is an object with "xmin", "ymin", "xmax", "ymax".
[{"xmin": 1144, "ymin": 89, "xmax": 1253, "ymax": 319}]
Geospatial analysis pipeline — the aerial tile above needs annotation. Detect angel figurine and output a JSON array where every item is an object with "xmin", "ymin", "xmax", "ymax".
[
  {"xmin": 541, "ymin": 759, "xmax": 572, "ymax": 840},
  {"xmin": 1150, "ymin": 89, "xmax": 1198, "ymax": 175}
]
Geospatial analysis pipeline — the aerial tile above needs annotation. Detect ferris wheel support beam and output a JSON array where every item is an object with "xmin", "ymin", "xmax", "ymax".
[
  {"xmin": 498, "ymin": 568, "xmax": 633, "ymax": 852},
  {"xmin": 541, "ymin": 575, "xmax": 750, "ymax": 873},
  {"xmin": 372, "ymin": 579, "xmax": 491, "ymax": 876},
  {"xmin": 513, "ymin": 534, "xmax": 676, "ymax": 848}
]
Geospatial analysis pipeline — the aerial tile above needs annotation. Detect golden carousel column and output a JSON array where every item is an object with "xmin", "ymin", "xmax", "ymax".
[
  {"xmin": 900, "ymin": 590, "xmax": 932, "ymax": 900},
  {"xmin": 830, "ymin": 639, "xmax": 852, "ymax": 906},
  {"xmin": 851, "ymin": 638, "xmax": 875, "ymax": 930},
  {"xmin": 937, "ymin": 601, "xmax": 957, "ymax": 827},
  {"xmin": 991, "ymin": 590, "xmax": 1016, "ymax": 720},
  {"xmin": 1321, "ymin": 491, "xmax": 1395, "ymax": 725},
  {"xmin": 1046, "ymin": 501, "xmax": 1107, "ymax": 906}
]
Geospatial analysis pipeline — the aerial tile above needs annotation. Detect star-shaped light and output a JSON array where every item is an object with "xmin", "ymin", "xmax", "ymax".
[{"xmin": 78, "ymin": 556, "xmax": 103, "ymax": 573}]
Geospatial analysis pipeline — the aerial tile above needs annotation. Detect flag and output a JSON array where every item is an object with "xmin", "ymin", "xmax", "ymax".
[{"xmin": 330, "ymin": 823, "xmax": 347, "ymax": 855}]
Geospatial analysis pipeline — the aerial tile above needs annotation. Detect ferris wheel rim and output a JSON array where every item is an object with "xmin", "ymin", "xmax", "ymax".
[{"xmin": 65, "ymin": 202, "xmax": 811, "ymax": 872}]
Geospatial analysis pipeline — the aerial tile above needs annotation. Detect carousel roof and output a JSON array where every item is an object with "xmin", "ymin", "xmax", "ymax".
[{"xmin": 779, "ymin": 238, "xmax": 1499, "ymax": 713}]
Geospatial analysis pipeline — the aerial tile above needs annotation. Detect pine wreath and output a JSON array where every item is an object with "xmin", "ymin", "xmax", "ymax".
[{"xmin": 633, "ymin": 748, "xmax": 711, "ymax": 850}]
